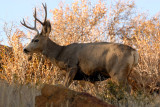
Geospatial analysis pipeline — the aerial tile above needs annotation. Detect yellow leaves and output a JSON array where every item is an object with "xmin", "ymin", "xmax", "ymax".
[
  {"xmin": 72, "ymin": 1, "xmax": 79, "ymax": 13},
  {"xmin": 53, "ymin": 8, "xmax": 59, "ymax": 14},
  {"xmin": 50, "ymin": 0, "xmax": 108, "ymax": 44},
  {"xmin": 0, "ymin": 0, "xmax": 159, "ymax": 87},
  {"xmin": 93, "ymin": 2, "xmax": 106, "ymax": 17}
]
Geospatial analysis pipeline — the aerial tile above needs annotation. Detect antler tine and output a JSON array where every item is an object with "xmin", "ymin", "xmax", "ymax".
[
  {"xmin": 34, "ymin": 3, "xmax": 47, "ymax": 25},
  {"xmin": 34, "ymin": 7, "xmax": 43, "ymax": 25},
  {"xmin": 42, "ymin": 3, "xmax": 47, "ymax": 23},
  {"xmin": 20, "ymin": 19, "xmax": 32, "ymax": 29},
  {"xmin": 21, "ymin": 9, "xmax": 39, "ymax": 35}
]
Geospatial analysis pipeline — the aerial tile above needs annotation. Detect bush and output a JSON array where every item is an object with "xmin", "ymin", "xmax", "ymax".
[{"xmin": 0, "ymin": 0, "xmax": 160, "ymax": 106}]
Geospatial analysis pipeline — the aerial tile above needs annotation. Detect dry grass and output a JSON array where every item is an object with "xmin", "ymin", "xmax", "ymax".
[
  {"xmin": 0, "ymin": 80, "xmax": 40, "ymax": 107},
  {"xmin": 0, "ymin": 0, "xmax": 160, "ymax": 107}
]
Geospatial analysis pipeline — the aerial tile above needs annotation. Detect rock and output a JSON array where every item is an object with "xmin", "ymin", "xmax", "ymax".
[
  {"xmin": 35, "ymin": 96, "xmax": 48, "ymax": 107},
  {"xmin": 35, "ymin": 84, "xmax": 116, "ymax": 107}
]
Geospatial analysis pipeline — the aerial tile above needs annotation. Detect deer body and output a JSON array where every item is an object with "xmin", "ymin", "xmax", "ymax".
[
  {"xmin": 21, "ymin": 4, "xmax": 139, "ymax": 93},
  {"xmin": 39, "ymin": 37, "xmax": 138, "ymax": 87}
]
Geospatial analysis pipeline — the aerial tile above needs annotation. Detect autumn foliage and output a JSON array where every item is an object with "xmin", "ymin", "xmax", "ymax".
[{"xmin": 0, "ymin": 0, "xmax": 160, "ymax": 106}]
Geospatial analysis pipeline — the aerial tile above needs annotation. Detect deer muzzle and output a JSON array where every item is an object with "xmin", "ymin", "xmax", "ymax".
[{"xmin": 23, "ymin": 48, "xmax": 30, "ymax": 54}]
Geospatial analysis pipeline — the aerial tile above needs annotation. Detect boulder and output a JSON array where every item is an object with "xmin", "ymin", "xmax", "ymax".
[{"xmin": 35, "ymin": 84, "xmax": 116, "ymax": 107}]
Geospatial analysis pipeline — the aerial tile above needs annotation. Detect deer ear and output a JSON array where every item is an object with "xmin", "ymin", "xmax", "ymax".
[{"xmin": 41, "ymin": 20, "xmax": 51, "ymax": 37}]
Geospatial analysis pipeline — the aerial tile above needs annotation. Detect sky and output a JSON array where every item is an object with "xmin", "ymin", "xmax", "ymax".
[{"xmin": 0, "ymin": 0, "xmax": 160, "ymax": 45}]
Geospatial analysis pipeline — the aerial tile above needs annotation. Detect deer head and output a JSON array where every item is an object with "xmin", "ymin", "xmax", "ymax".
[{"xmin": 21, "ymin": 3, "xmax": 51, "ymax": 57}]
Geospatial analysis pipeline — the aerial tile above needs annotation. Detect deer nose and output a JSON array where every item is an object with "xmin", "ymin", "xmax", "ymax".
[{"xmin": 23, "ymin": 49, "xmax": 29, "ymax": 53}]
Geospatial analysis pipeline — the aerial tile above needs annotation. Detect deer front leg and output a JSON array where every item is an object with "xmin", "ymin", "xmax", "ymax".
[{"xmin": 64, "ymin": 67, "xmax": 77, "ymax": 87}]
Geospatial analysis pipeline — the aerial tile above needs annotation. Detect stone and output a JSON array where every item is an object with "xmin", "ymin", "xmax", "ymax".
[{"xmin": 35, "ymin": 84, "xmax": 116, "ymax": 107}]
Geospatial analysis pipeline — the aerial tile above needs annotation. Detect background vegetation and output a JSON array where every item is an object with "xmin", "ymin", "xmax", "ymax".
[{"xmin": 0, "ymin": 0, "xmax": 160, "ymax": 106}]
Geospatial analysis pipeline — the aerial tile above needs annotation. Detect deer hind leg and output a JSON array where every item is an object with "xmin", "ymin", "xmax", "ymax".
[{"xmin": 64, "ymin": 67, "xmax": 77, "ymax": 87}]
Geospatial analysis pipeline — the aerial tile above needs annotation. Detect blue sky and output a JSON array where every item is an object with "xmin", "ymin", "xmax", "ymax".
[
  {"xmin": 1, "ymin": 0, "xmax": 160, "ymax": 23},
  {"xmin": 0, "ymin": 0, "xmax": 160, "ymax": 45}
]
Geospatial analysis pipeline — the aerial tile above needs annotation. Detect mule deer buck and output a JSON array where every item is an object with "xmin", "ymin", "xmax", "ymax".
[{"xmin": 21, "ymin": 3, "xmax": 139, "ymax": 93}]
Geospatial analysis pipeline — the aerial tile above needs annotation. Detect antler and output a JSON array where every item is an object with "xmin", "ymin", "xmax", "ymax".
[
  {"xmin": 21, "ymin": 8, "xmax": 39, "ymax": 35},
  {"xmin": 34, "ymin": 3, "xmax": 47, "ymax": 25}
]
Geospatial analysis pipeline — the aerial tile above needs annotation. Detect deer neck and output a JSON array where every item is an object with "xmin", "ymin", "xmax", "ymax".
[{"xmin": 42, "ymin": 38, "xmax": 63, "ymax": 60}]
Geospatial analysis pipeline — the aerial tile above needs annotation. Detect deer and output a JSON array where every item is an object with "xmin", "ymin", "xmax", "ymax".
[{"xmin": 21, "ymin": 3, "xmax": 139, "ymax": 93}]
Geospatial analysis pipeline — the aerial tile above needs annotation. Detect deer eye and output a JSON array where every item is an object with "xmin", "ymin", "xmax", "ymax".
[{"xmin": 34, "ymin": 39, "xmax": 39, "ymax": 42}]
